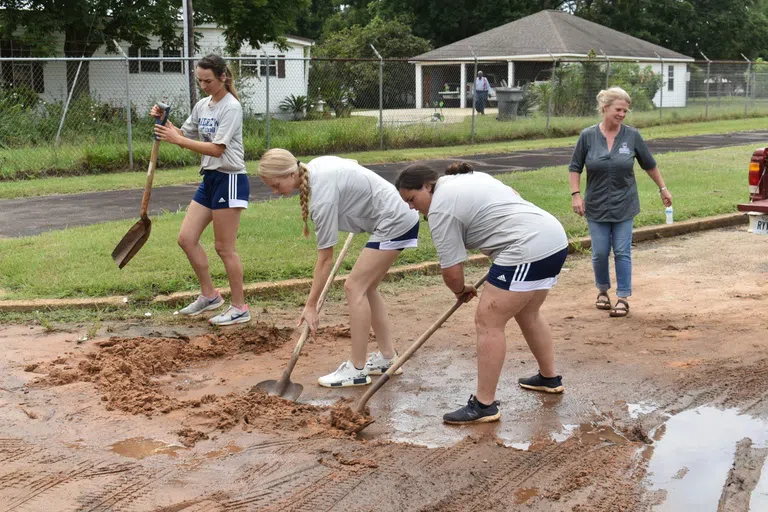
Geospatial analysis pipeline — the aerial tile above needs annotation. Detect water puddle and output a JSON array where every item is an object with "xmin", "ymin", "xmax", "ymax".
[
  {"xmin": 110, "ymin": 437, "xmax": 186, "ymax": 459},
  {"xmin": 627, "ymin": 401, "xmax": 659, "ymax": 419},
  {"xmin": 205, "ymin": 442, "xmax": 243, "ymax": 459},
  {"xmin": 645, "ymin": 406, "xmax": 768, "ymax": 511},
  {"xmin": 513, "ymin": 487, "xmax": 539, "ymax": 504}
]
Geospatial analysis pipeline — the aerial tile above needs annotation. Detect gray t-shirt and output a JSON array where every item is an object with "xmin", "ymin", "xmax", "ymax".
[
  {"xmin": 181, "ymin": 93, "xmax": 246, "ymax": 174},
  {"xmin": 568, "ymin": 124, "xmax": 656, "ymax": 222},
  {"xmin": 308, "ymin": 156, "xmax": 420, "ymax": 249},
  {"xmin": 428, "ymin": 172, "xmax": 568, "ymax": 268}
]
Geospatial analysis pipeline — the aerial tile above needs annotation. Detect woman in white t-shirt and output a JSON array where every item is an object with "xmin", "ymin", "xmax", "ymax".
[
  {"xmin": 259, "ymin": 148, "xmax": 421, "ymax": 388},
  {"xmin": 152, "ymin": 54, "xmax": 250, "ymax": 327},
  {"xmin": 396, "ymin": 162, "xmax": 569, "ymax": 425}
]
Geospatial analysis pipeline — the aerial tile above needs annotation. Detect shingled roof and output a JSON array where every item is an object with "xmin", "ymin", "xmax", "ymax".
[{"xmin": 412, "ymin": 10, "xmax": 692, "ymax": 62}]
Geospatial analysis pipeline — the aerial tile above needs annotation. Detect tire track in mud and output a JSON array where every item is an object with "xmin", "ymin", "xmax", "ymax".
[{"xmin": 77, "ymin": 467, "xmax": 175, "ymax": 512}]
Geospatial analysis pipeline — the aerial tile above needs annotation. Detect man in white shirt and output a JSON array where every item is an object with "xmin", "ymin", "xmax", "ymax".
[{"xmin": 474, "ymin": 71, "xmax": 490, "ymax": 115}]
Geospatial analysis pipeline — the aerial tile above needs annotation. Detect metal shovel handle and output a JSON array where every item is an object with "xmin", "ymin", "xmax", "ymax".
[
  {"xmin": 355, "ymin": 272, "xmax": 489, "ymax": 414},
  {"xmin": 275, "ymin": 233, "xmax": 356, "ymax": 394}
]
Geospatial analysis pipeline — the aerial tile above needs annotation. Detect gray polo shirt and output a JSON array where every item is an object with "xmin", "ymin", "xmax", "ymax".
[
  {"xmin": 181, "ymin": 93, "xmax": 246, "ymax": 174},
  {"xmin": 308, "ymin": 156, "xmax": 420, "ymax": 249},
  {"xmin": 428, "ymin": 172, "xmax": 568, "ymax": 268},
  {"xmin": 568, "ymin": 124, "xmax": 656, "ymax": 222}
]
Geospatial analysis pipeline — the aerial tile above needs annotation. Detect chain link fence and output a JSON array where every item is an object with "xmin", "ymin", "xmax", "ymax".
[{"xmin": 2, "ymin": 54, "xmax": 767, "ymax": 179}]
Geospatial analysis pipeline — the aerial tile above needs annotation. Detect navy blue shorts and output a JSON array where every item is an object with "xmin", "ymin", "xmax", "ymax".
[
  {"xmin": 488, "ymin": 248, "xmax": 568, "ymax": 292},
  {"xmin": 193, "ymin": 170, "xmax": 250, "ymax": 210},
  {"xmin": 365, "ymin": 222, "xmax": 420, "ymax": 251}
]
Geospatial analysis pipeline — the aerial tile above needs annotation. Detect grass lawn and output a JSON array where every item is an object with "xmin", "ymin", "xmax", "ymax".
[
  {"xmin": 1, "ymin": 116, "xmax": 766, "ymax": 200},
  {"xmin": 0, "ymin": 144, "xmax": 753, "ymax": 301},
  {"xmin": 2, "ymin": 102, "xmax": 768, "ymax": 181}
]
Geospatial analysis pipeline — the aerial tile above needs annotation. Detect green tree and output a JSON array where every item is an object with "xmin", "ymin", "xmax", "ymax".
[
  {"xmin": 310, "ymin": 17, "xmax": 431, "ymax": 111},
  {"xmin": 0, "ymin": 0, "xmax": 309, "ymax": 94}
]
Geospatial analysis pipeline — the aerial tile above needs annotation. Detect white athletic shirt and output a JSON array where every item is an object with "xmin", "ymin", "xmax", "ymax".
[
  {"xmin": 428, "ymin": 172, "xmax": 568, "ymax": 268},
  {"xmin": 181, "ymin": 93, "xmax": 246, "ymax": 174},
  {"xmin": 308, "ymin": 156, "xmax": 420, "ymax": 249}
]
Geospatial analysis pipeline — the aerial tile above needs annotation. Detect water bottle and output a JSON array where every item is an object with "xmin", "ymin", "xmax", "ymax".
[{"xmin": 665, "ymin": 206, "xmax": 674, "ymax": 224}]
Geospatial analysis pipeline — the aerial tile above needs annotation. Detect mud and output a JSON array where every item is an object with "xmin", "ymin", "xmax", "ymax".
[
  {"xmin": 1, "ymin": 227, "xmax": 768, "ymax": 511},
  {"xmin": 718, "ymin": 438, "xmax": 768, "ymax": 512}
]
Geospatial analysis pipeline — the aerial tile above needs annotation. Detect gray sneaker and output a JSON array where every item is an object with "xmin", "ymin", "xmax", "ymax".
[
  {"xmin": 179, "ymin": 293, "xmax": 224, "ymax": 316},
  {"xmin": 208, "ymin": 305, "xmax": 250, "ymax": 326}
]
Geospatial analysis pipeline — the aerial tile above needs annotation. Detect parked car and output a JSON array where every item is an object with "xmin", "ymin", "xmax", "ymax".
[{"xmin": 737, "ymin": 147, "xmax": 768, "ymax": 234}]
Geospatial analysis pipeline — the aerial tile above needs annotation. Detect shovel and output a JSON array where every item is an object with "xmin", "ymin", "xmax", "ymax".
[
  {"xmin": 352, "ymin": 272, "xmax": 489, "ymax": 433},
  {"xmin": 111, "ymin": 102, "xmax": 171, "ymax": 269},
  {"xmin": 252, "ymin": 232, "xmax": 356, "ymax": 401}
]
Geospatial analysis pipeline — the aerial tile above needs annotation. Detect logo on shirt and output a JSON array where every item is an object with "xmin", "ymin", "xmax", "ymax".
[
  {"xmin": 619, "ymin": 142, "xmax": 630, "ymax": 155},
  {"xmin": 198, "ymin": 117, "xmax": 219, "ymax": 143}
]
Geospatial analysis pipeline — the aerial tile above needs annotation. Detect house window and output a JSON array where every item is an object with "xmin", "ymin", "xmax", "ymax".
[
  {"xmin": 128, "ymin": 47, "xmax": 183, "ymax": 74},
  {"xmin": 668, "ymin": 65, "xmax": 674, "ymax": 92},
  {"xmin": 0, "ymin": 40, "xmax": 44, "ymax": 93},
  {"xmin": 240, "ymin": 55, "xmax": 286, "ymax": 78}
]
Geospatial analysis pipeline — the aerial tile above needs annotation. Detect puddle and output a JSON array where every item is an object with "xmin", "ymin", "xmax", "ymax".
[
  {"xmin": 110, "ymin": 437, "xmax": 186, "ymax": 460},
  {"xmin": 205, "ymin": 442, "xmax": 243, "ymax": 459},
  {"xmin": 551, "ymin": 424, "xmax": 578, "ymax": 443},
  {"xmin": 513, "ymin": 487, "xmax": 539, "ymax": 504},
  {"xmin": 645, "ymin": 406, "xmax": 768, "ymax": 511},
  {"xmin": 627, "ymin": 402, "xmax": 659, "ymax": 419}
]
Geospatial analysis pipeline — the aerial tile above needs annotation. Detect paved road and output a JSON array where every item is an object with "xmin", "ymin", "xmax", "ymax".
[{"xmin": 1, "ymin": 130, "xmax": 766, "ymax": 238}]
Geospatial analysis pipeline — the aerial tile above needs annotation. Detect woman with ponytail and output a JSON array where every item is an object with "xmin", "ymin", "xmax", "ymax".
[
  {"xmin": 259, "ymin": 149, "xmax": 420, "ymax": 388},
  {"xmin": 151, "ymin": 54, "xmax": 250, "ymax": 326},
  {"xmin": 396, "ymin": 162, "xmax": 568, "ymax": 424}
]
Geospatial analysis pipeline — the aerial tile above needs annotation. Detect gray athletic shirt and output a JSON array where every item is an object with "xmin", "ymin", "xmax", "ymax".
[
  {"xmin": 428, "ymin": 172, "xmax": 568, "ymax": 268},
  {"xmin": 308, "ymin": 156, "xmax": 420, "ymax": 249},
  {"xmin": 568, "ymin": 124, "xmax": 657, "ymax": 222},
  {"xmin": 181, "ymin": 93, "xmax": 246, "ymax": 174}
]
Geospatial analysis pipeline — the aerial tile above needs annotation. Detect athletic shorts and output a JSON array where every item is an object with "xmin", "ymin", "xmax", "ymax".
[
  {"xmin": 193, "ymin": 170, "xmax": 250, "ymax": 210},
  {"xmin": 364, "ymin": 222, "xmax": 420, "ymax": 251},
  {"xmin": 488, "ymin": 247, "xmax": 568, "ymax": 292}
]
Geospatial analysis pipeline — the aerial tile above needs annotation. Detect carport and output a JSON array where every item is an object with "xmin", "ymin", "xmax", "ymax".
[{"xmin": 410, "ymin": 9, "xmax": 693, "ymax": 109}]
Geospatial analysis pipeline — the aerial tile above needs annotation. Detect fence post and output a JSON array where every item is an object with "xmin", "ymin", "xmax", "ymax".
[
  {"xmin": 741, "ymin": 54, "xmax": 751, "ymax": 116},
  {"xmin": 698, "ymin": 48, "xmax": 711, "ymax": 119},
  {"xmin": 55, "ymin": 59, "xmax": 84, "ymax": 149},
  {"xmin": 546, "ymin": 51, "xmax": 555, "ymax": 131},
  {"xmin": 264, "ymin": 53, "xmax": 271, "ymax": 150},
  {"xmin": 471, "ymin": 52, "xmax": 477, "ymax": 145},
  {"xmin": 655, "ymin": 52, "xmax": 663, "ymax": 121},
  {"xmin": 371, "ymin": 44, "xmax": 384, "ymax": 150},
  {"xmin": 114, "ymin": 41, "xmax": 134, "ymax": 170},
  {"xmin": 599, "ymin": 49, "xmax": 610, "ymax": 89}
]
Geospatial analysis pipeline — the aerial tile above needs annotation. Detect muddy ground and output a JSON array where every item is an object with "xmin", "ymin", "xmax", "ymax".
[{"xmin": 1, "ymin": 226, "xmax": 768, "ymax": 511}]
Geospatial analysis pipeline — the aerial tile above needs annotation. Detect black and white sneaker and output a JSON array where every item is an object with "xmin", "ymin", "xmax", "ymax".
[
  {"xmin": 443, "ymin": 395, "xmax": 501, "ymax": 425},
  {"xmin": 518, "ymin": 372, "xmax": 564, "ymax": 393}
]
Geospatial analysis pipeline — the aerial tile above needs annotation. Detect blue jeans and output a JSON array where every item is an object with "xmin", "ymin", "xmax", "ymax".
[{"xmin": 587, "ymin": 219, "xmax": 633, "ymax": 298}]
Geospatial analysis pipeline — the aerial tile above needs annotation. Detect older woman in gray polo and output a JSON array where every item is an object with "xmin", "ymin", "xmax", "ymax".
[{"xmin": 569, "ymin": 87, "xmax": 673, "ymax": 317}]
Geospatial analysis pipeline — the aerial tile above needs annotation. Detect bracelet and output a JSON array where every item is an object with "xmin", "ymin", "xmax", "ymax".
[
  {"xmin": 571, "ymin": 191, "xmax": 580, "ymax": 196},
  {"xmin": 452, "ymin": 285, "xmax": 466, "ymax": 295},
  {"xmin": 659, "ymin": 186, "xmax": 668, "ymax": 192}
]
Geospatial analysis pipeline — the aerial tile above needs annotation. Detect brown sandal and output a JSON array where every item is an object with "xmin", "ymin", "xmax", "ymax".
[
  {"xmin": 595, "ymin": 292, "xmax": 611, "ymax": 310},
  {"xmin": 610, "ymin": 299, "xmax": 629, "ymax": 317}
]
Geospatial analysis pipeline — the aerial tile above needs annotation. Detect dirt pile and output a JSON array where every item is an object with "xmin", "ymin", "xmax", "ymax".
[{"xmin": 29, "ymin": 323, "xmax": 371, "ymax": 444}]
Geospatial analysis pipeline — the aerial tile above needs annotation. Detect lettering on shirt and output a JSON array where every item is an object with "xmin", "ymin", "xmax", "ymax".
[
  {"xmin": 618, "ymin": 142, "xmax": 630, "ymax": 154},
  {"xmin": 198, "ymin": 117, "xmax": 219, "ymax": 142}
]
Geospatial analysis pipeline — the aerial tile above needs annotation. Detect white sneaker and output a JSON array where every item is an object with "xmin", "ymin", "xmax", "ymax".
[
  {"xmin": 365, "ymin": 351, "xmax": 403, "ymax": 376},
  {"xmin": 179, "ymin": 292, "xmax": 224, "ymax": 316},
  {"xmin": 317, "ymin": 361, "xmax": 371, "ymax": 388},
  {"xmin": 208, "ymin": 305, "xmax": 250, "ymax": 326}
]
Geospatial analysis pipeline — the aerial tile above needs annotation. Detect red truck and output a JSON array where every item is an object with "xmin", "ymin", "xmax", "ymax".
[{"xmin": 737, "ymin": 148, "xmax": 768, "ymax": 234}]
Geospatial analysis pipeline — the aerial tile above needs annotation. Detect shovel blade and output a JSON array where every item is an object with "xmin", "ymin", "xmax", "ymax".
[
  {"xmin": 251, "ymin": 379, "xmax": 304, "ymax": 401},
  {"xmin": 112, "ymin": 217, "xmax": 151, "ymax": 269}
]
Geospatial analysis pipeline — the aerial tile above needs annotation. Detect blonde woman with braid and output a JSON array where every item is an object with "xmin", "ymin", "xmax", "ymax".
[
  {"xmin": 259, "ymin": 149, "xmax": 420, "ymax": 387},
  {"xmin": 151, "ymin": 54, "xmax": 250, "ymax": 326}
]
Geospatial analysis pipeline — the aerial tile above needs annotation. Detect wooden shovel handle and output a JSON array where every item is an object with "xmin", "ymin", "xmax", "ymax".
[
  {"xmin": 140, "ymin": 139, "xmax": 161, "ymax": 217},
  {"xmin": 356, "ymin": 272, "xmax": 489, "ymax": 413},
  {"xmin": 276, "ymin": 232, "xmax": 356, "ymax": 393}
]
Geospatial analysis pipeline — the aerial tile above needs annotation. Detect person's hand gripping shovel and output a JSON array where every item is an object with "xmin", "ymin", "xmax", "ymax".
[{"xmin": 111, "ymin": 102, "xmax": 171, "ymax": 269}]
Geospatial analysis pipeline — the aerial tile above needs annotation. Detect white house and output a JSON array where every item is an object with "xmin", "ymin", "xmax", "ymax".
[
  {"xmin": 410, "ymin": 10, "xmax": 693, "ymax": 110},
  {"xmin": 1, "ymin": 24, "xmax": 314, "ymax": 116}
]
